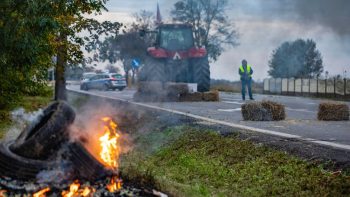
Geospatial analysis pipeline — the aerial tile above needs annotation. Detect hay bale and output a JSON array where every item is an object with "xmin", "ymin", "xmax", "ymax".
[
  {"xmin": 261, "ymin": 100, "xmax": 286, "ymax": 121},
  {"xmin": 241, "ymin": 102, "xmax": 273, "ymax": 121},
  {"xmin": 202, "ymin": 91, "xmax": 219, "ymax": 102},
  {"xmin": 317, "ymin": 102, "xmax": 349, "ymax": 121},
  {"xmin": 137, "ymin": 81, "xmax": 163, "ymax": 94},
  {"xmin": 179, "ymin": 92, "xmax": 203, "ymax": 102},
  {"xmin": 165, "ymin": 82, "xmax": 189, "ymax": 95}
]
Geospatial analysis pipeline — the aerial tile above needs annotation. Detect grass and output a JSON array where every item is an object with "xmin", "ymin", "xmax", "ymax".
[
  {"xmin": 120, "ymin": 126, "xmax": 350, "ymax": 197},
  {"xmin": 0, "ymin": 95, "xmax": 52, "ymax": 139}
]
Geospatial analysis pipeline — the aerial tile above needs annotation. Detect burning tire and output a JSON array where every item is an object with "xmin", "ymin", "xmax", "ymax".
[
  {"xmin": 192, "ymin": 57, "xmax": 210, "ymax": 92},
  {"xmin": 68, "ymin": 142, "xmax": 115, "ymax": 181},
  {"xmin": 138, "ymin": 57, "xmax": 166, "ymax": 82},
  {"xmin": 10, "ymin": 101, "xmax": 76, "ymax": 160},
  {"xmin": 0, "ymin": 141, "xmax": 54, "ymax": 180}
]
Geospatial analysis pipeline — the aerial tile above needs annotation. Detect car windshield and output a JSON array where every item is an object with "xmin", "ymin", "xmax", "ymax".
[
  {"xmin": 160, "ymin": 27, "xmax": 194, "ymax": 51},
  {"xmin": 112, "ymin": 74, "xmax": 123, "ymax": 79},
  {"xmin": 83, "ymin": 73, "xmax": 96, "ymax": 79}
]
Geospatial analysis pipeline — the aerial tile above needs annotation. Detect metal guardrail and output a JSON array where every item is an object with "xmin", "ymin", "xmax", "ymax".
[{"xmin": 263, "ymin": 78, "xmax": 350, "ymax": 99}]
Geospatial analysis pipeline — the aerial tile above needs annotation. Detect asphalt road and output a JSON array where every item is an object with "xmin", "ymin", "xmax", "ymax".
[{"xmin": 67, "ymin": 85, "xmax": 350, "ymax": 149}]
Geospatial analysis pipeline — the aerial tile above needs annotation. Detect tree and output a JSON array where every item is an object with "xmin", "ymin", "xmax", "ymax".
[
  {"xmin": 171, "ymin": 0, "xmax": 239, "ymax": 61},
  {"xmin": 50, "ymin": 1, "xmax": 122, "ymax": 100},
  {"xmin": 268, "ymin": 39, "xmax": 323, "ymax": 78},
  {"xmin": 0, "ymin": 0, "xmax": 122, "ymax": 107},
  {"xmin": 105, "ymin": 64, "xmax": 120, "ymax": 73},
  {"xmin": 0, "ymin": 0, "xmax": 56, "ymax": 109},
  {"xmin": 99, "ymin": 10, "xmax": 153, "ymax": 85}
]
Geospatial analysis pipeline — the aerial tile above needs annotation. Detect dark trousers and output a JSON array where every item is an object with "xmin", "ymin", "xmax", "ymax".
[{"xmin": 241, "ymin": 79, "xmax": 253, "ymax": 100}]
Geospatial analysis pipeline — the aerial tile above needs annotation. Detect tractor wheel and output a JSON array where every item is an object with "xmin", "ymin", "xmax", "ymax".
[
  {"xmin": 10, "ymin": 101, "xmax": 75, "ymax": 160},
  {"xmin": 138, "ymin": 57, "xmax": 166, "ymax": 82},
  {"xmin": 193, "ymin": 57, "xmax": 210, "ymax": 92}
]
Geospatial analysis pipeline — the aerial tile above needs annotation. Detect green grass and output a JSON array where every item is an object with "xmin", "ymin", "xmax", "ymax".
[
  {"xmin": 0, "ymin": 95, "xmax": 52, "ymax": 139},
  {"xmin": 120, "ymin": 126, "xmax": 350, "ymax": 197}
]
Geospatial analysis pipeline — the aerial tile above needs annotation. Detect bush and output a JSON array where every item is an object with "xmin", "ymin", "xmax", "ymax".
[{"xmin": 317, "ymin": 102, "xmax": 349, "ymax": 121}]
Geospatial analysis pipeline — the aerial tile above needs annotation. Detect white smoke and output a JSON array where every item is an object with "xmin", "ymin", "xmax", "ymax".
[{"xmin": 3, "ymin": 108, "xmax": 43, "ymax": 141}]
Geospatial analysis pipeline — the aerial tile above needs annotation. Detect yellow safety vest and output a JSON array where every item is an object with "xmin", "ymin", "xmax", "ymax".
[{"xmin": 239, "ymin": 65, "xmax": 252, "ymax": 77}]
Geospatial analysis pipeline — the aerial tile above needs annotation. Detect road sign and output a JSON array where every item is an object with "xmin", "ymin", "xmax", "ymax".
[{"xmin": 132, "ymin": 59, "xmax": 140, "ymax": 68}]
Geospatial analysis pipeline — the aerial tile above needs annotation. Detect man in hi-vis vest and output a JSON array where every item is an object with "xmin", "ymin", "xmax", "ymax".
[{"xmin": 238, "ymin": 59, "xmax": 254, "ymax": 100}]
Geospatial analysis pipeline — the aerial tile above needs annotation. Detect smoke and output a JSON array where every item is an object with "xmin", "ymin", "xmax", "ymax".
[
  {"xmin": 3, "ymin": 108, "xmax": 43, "ymax": 141},
  {"xmin": 68, "ymin": 99, "xmax": 133, "ymax": 163},
  {"xmin": 292, "ymin": 0, "xmax": 350, "ymax": 36}
]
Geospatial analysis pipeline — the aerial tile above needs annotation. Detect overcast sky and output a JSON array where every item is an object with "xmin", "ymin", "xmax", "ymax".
[{"xmin": 92, "ymin": 0, "xmax": 350, "ymax": 81}]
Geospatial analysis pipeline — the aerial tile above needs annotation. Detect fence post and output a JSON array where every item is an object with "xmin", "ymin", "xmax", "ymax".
[
  {"xmin": 308, "ymin": 78, "xmax": 311, "ymax": 95},
  {"xmin": 334, "ymin": 78, "xmax": 336, "ymax": 98},
  {"xmin": 345, "ymin": 78, "xmax": 347, "ymax": 97},
  {"xmin": 301, "ymin": 78, "xmax": 303, "ymax": 95},
  {"xmin": 294, "ymin": 78, "xmax": 296, "ymax": 95},
  {"xmin": 325, "ymin": 78, "xmax": 327, "ymax": 95},
  {"xmin": 316, "ymin": 77, "xmax": 319, "ymax": 97}
]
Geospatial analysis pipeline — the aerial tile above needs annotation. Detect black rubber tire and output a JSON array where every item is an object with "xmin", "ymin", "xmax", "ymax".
[
  {"xmin": 0, "ymin": 141, "xmax": 54, "ymax": 180},
  {"xmin": 118, "ymin": 87, "xmax": 125, "ymax": 91},
  {"xmin": 10, "ymin": 101, "xmax": 75, "ymax": 160},
  {"xmin": 68, "ymin": 142, "xmax": 115, "ymax": 181},
  {"xmin": 192, "ymin": 57, "xmax": 210, "ymax": 92},
  {"xmin": 138, "ymin": 57, "xmax": 166, "ymax": 82},
  {"xmin": 103, "ymin": 84, "xmax": 110, "ymax": 91}
]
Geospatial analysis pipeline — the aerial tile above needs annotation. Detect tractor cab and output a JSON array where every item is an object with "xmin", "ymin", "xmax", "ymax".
[{"xmin": 157, "ymin": 24, "xmax": 194, "ymax": 51}]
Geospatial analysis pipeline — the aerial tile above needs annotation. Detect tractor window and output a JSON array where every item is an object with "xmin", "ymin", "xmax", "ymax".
[{"xmin": 160, "ymin": 28, "xmax": 194, "ymax": 51}]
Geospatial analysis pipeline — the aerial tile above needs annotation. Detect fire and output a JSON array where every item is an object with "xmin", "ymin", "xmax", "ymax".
[
  {"xmin": 99, "ymin": 117, "xmax": 120, "ymax": 169},
  {"xmin": 106, "ymin": 176, "xmax": 123, "ymax": 193},
  {"xmin": 33, "ymin": 187, "xmax": 50, "ymax": 197},
  {"xmin": 61, "ymin": 180, "xmax": 95, "ymax": 197},
  {"xmin": 0, "ymin": 190, "xmax": 7, "ymax": 197}
]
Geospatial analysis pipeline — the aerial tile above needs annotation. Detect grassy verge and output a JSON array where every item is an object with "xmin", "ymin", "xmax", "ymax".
[
  {"xmin": 0, "ymin": 95, "xmax": 52, "ymax": 139},
  {"xmin": 120, "ymin": 126, "xmax": 350, "ymax": 197}
]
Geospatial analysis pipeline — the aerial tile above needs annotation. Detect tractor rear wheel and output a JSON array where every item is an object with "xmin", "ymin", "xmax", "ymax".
[
  {"xmin": 138, "ymin": 57, "xmax": 166, "ymax": 82},
  {"xmin": 193, "ymin": 57, "xmax": 210, "ymax": 92}
]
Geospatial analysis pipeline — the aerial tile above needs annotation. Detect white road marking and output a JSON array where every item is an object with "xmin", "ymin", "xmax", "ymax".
[
  {"xmin": 220, "ymin": 98, "xmax": 243, "ymax": 101},
  {"xmin": 222, "ymin": 101, "xmax": 244, "ymax": 105},
  {"xmin": 218, "ymin": 108, "xmax": 241, "ymax": 112},
  {"xmin": 67, "ymin": 88, "xmax": 350, "ymax": 151}
]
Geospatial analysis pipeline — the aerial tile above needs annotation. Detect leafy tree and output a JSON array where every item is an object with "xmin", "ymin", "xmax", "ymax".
[
  {"xmin": 99, "ymin": 10, "xmax": 153, "ymax": 85},
  {"xmin": 105, "ymin": 64, "xmax": 121, "ymax": 73},
  {"xmin": 268, "ymin": 39, "xmax": 323, "ymax": 78},
  {"xmin": 0, "ymin": 0, "xmax": 56, "ymax": 109},
  {"xmin": 0, "ymin": 0, "xmax": 122, "ymax": 105},
  {"xmin": 49, "ymin": 1, "xmax": 122, "ymax": 100},
  {"xmin": 171, "ymin": 0, "xmax": 239, "ymax": 61}
]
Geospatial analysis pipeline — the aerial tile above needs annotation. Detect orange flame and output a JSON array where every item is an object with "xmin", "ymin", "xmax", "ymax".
[
  {"xmin": 106, "ymin": 176, "xmax": 122, "ymax": 193},
  {"xmin": 99, "ymin": 117, "xmax": 120, "ymax": 169},
  {"xmin": 33, "ymin": 187, "xmax": 50, "ymax": 197},
  {"xmin": 0, "ymin": 190, "xmax": 7, "ymax": 197},
  {"xmin": 61, "ymin": 180, "xmax": 95, "ymax": 197}
]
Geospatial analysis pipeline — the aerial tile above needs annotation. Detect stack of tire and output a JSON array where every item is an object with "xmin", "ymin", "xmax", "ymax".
[{"xmin": 0, "ymin": 101, "xmax": 111, "ymax": 181}]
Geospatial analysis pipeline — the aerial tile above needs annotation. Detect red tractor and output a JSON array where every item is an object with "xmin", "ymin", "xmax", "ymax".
[{"xmin": 138, "ymin": 24, "xmax": 210, "ymax": 92}]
